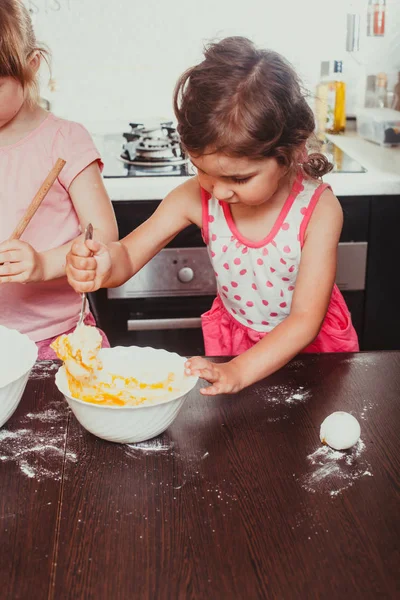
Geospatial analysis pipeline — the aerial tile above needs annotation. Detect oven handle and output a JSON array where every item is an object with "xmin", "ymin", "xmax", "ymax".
[{"xmin": 127, "ymin": 318, "xmax": 202, "ymax": 331}]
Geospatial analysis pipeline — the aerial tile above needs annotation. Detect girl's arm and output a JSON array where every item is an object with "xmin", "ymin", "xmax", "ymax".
[
  {"xmin": 186, "ymin": 189, "xmax": 344, "ymax": 395},
  {"xmin": 40, "ymin": 161, "xmax": 118, "ymax": 280},
  {"xmin": 66, "ymin": 177, "xmax": 203, "ymax": 292},
  {"xmin": 0, "ymin": 162, "xmax": 118, "ymax": 284}
]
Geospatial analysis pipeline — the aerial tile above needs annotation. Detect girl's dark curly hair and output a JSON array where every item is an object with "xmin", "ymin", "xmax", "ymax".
[{"xmin": 174, "ymin": 36, "xmax": 332, "ymax": 179}]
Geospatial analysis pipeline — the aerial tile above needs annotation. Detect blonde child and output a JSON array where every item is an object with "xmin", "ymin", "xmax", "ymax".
[
  {"xmin": 66, "ymin": 37, "xmax": 358, "ymax": 394},
  {"xmin": 0, "ymin": 0, "xmax": 118, "ymax": 359}
]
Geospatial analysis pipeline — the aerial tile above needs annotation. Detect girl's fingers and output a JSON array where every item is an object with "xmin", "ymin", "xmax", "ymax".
[
  {"xmin": 71, "ymin": 240, "xmax": 92, "ymax": 258},
  {"xmin": 0, "ymin": 250, "xmax": 22, "ymax": 264},
  {"xmin": 199, "ymin": 382, "xmax": 223, "ymax": 396},
  {"xmin": 0, "ymin": 272, "xmax": 28, "ymax": 284},
  {"xmin": 0, "ymin": 261, "xmax": 24, "ymax": 276},
  {"xmin": 185, "ymin": 356, "xmax": 213, "ymax": 372},
  {"xmin": 68, "ymin": 255, "xmax": 97, "ymax": 270},
  {"xmin": 85, "ymin": 239, "xmax": 104, "ymax": 254}
]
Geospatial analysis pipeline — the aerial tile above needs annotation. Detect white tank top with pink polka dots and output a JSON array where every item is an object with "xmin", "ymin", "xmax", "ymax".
[{"xmin": 201, "ymin": 173, "xmax": 330, "ymax": 332}]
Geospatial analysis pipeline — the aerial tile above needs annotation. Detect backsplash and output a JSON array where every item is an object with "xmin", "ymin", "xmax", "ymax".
[{"xmin": 28, "ymin": 0, "xmax": 400, "ymax": 129}]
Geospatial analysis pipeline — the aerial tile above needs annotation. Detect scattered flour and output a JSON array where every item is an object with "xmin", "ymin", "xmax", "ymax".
[
  {"xmin": 0, "ymin": 405, "xmax": 76, "ymax": 480},
  {"xmin": 125, "ymin": 438, "xmax": 174, "ymax": 455},
  {"xmin": 253, "ymin": 384, "xmax": 311, "ymax": 424},
  {"xmin": 301, "ymin": 439, "xmax": 372, "ymax": 496},
  {"xmin": 29, "ymin": 361, "xmax": 59, "ymax": 380}
]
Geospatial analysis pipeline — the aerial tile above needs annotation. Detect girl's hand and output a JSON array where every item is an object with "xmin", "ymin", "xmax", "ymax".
[
  {"xmin": 66, "ymin": 238, "xmax": 112, "ymax": 293},
  {"xmin": 0, "ymin": 240, "xmax": 44, "ymax": 283},
  {"xmin": 185, "ymin": 357, "xmax": 243, "ymax": 396}
]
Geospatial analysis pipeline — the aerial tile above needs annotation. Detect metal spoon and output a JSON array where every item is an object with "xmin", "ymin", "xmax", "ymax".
[{"xmin": 77, "ymin": 223, "xmax": 93, "ymax": 327}]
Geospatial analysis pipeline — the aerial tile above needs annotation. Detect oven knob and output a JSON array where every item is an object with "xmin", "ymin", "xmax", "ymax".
[{"xmin": 178, "ymin": 267, "xmax": 194, "ymax": 283}]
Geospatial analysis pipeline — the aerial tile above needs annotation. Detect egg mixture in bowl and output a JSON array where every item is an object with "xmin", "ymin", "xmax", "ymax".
[{"xmin": 52, "ymin": 325, "xmax": 198, "ymax": 443}]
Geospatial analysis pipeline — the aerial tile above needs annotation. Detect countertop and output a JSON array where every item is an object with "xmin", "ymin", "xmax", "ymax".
[
  {"xmin": 99, "ymin": 132, "xmax": 400, "ymax": 201},
  {"xmin": 1, "ymin": 352, "xmax": 399, "ymax": 599}
]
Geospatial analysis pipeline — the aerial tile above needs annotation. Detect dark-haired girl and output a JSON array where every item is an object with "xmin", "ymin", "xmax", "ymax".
[{"xmin": 67, "ymin": 37, "xmax": 359, "ymax": 395}]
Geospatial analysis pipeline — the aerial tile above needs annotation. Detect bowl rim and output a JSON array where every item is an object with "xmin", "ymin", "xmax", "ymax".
[
  {"xmin": 0, "ymin": 325, "xmax": 38, "ymax": 389},
  {"xmin": 54, "ymin": 345, "xmax": 198, "ymax": 410}
]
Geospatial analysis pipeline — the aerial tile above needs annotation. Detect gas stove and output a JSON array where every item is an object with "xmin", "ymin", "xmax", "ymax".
[
  {"xmin": 99, "ymin": 122, "xmax": 366, "ymax": 179},
  {"xmin": 100, "ymin": 121, "xmax": 193, "ymax": 178}
]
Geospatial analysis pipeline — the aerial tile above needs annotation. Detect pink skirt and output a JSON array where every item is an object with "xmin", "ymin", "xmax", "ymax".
[
  {"xmin": 202, "ymin": 285, "xmax": 359, "ymax": 356},
  {"xmin": 35, "ymin": 312, "xmax": 110, "ymax": 360}
]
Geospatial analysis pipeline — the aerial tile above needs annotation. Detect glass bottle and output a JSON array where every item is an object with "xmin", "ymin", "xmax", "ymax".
[
  {"xmin": 367, "ymin": 0, "xmax": 386, "ymax": 37},
  {"xmin": 375, "ymin": 73, "xmax": 388, "ymax": 108},
  {"xmin": 326, "ymin": 61, "xmax": 346, "ymax": 134}
]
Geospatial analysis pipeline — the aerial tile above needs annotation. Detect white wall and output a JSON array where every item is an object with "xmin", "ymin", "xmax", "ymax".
[{"xmin": 26, "ymin": 0, "xmax": 400, "ymax": 131}]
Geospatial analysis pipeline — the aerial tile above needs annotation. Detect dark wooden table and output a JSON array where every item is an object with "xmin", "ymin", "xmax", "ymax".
[{"xmin": 1, "ymin": 352, "xmax": 399, "ymax": 600}]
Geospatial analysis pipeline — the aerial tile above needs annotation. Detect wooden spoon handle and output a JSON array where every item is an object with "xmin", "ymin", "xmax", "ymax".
[{"xmin": 9, "ymin": 158, "xmax": 66, "ymax": 240}]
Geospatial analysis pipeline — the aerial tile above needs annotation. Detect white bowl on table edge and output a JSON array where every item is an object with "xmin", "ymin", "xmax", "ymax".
[
  {"xmin": 54, "ymin": 345, "xmax": 198, "ymax": 444},
  {"xmin": 0, "ymin": 325, "xmax": 38, "ymax": 428}
]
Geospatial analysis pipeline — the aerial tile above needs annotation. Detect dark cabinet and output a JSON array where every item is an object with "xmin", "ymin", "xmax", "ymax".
[
  {"xmin": 364, "ymin": 195, "xmax": 400, "ymax": 350},
  {"xmin": 338, "ymin": 194, "xmax": 400, "ymax": 351}
]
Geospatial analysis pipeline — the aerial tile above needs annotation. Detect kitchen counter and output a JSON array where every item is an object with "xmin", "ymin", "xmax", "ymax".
[
  {"xmin": 1, "ymin": 352, "xmax": 399, "ymax": 599},
  {"xmin": 100, "ymin": 133, "xmax": 400, "ymax": 201}
]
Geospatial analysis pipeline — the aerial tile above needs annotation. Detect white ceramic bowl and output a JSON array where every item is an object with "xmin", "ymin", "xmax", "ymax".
[
  {"xmin": 55, "ymin": 345, "xmax": 198, "ymax": 444},
  {"xmin": 0, "ymin": 325, "xmax": 38, "ymax": 428}
]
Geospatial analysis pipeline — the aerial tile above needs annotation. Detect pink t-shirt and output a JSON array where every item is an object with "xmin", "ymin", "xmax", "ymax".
[{"xmin": 0, "ymin": 113, "xmax": 103, "ymax": 342}]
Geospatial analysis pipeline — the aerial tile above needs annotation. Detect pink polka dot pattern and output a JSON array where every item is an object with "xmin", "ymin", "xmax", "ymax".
[{"xmin": 204, "ymin": 176, "xmax": 322, "ymax": 333}]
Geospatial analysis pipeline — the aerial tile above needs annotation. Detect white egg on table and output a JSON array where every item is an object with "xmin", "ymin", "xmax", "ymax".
[{"xmin": 320, "ymin": 411, "xmax": 361, "ymax": 450}]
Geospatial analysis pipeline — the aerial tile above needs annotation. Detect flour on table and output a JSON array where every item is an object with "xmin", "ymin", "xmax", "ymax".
[
  {"xmin": 29, "ymin": 361, "xmax": 60, "ymax": 379},
  {"xmin": 125, "ymin": 438, "xmax": 174, "ymax": 456},
  {"xmin": 0, "ymin": 404, "xmax": 75, "ymax": 480},
  {"xmin": 301, "ymin": 439, "xmax": 372, "ymax": 496}
]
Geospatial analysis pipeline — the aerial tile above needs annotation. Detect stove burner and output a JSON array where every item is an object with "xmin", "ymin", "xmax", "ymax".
[{"xmin": 121, "ymin": 121, "xmax": 187, "ymax": 166}]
